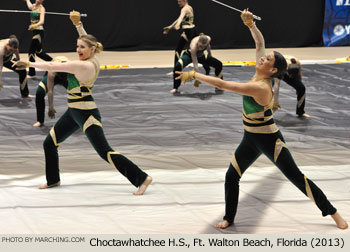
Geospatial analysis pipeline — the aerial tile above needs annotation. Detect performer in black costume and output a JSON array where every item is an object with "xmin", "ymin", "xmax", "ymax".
[
  {"xmin": 172, "ymin": 34, "xmax": 223, "ymax": 93},
  {"xmin": 163, "ymin": 0, "xmax": 210, "ymax": 76},
  {"xmin": 25, "ymin": 0, "xmax": 52, "ymax": 77},
  {"xmin": 33, "ymin": 56, "xmax": 69, "ymax": 127},
  {"xmin": 14, "ymin": 11, "xmax": 152, "ymax": 195},
  {"xmin": 273, "ymin": 55, "xmax": 310, "ymax": 117},
  {"xmin": 0, "ymin": 36, "xmax": 30, "ymax": 97},
  {"xmin": 176, "ymin": 10, "xmax": 348, "ymax": 230}
]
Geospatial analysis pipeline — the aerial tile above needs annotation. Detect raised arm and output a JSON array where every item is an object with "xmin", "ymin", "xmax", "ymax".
[
  {"xmin": 70, "ymin": 11, "xmax": 87, "ymax": 36},
  {"xmin": 25, "ymin": 0, "xmax": 33, "ymax": 10},
  {"xmin": 241, "ymin": 10, "xmax": 265, "ymax": 63}
]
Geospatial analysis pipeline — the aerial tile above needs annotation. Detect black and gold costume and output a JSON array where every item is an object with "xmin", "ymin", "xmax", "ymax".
[
  {"xmin": 223, "ymin": 82, "xmax": 336, "ymax": 224},
  {"xmin": 28, "ymin": 5, "xmax": 52, "ymax": 76},
  {"xmin": 2, "ymin": 45, "xmax": 29, "ymax": 97},
  {"xmin": 35, "ymin": 71, "xmax": 68, "ymax": 124},
  {"xmin": 173, "ymin": 47, "xmax": 223, "ymax": 90},
  {"xmin": 43, "ymin": 57, "xmax": 148, "ymax": 187},
  {"xmin": 172, "ymin": 5, "xmax": 210, "ymax": 74},
  {"xmin": 282, "ymin": 73, "xmax": 306, "ymax": 116}
]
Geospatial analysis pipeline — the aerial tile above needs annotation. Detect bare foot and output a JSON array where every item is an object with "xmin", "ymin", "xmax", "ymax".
[
  {"xmin": 133, "ymin": 176, "xmax": 152, "ymax": 196},
  {"xmin": 166, "ymin": 71, "xmax": 173, "ymax": 76},
  {"xmin": 331, "ymin": 212, "xmax": 348, "ymax": 229},
  {"xmin": 170, "ymin": 89, "xmax": 177, "ymax": 93},
  {"xmin": 23, "ymin": 94, "xmax": 34, "ymax": 99},
  {"xmin": 216, "ymin": 220, "xmax": 231, "ymax": 229},
  {"xmin": 38, "ymin": 181, "xmax": 61, "ymax": 189},
  {"xmin": 33, "ymin": 122, "xmax": 42, "ymax": 127},
  {"xmin": 298, "ymin": 113, "xmax": 310, "ymax": 118}
]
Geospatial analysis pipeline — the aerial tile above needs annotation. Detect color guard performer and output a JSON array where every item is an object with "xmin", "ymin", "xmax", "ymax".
[
  {"xmin": 13, "ymin": 11, "xmax": 152, "ymax": 195},
  {"xmin": 0, "ymin": 35, "xmax": 31, "ymax": 97},
  {"xmin": 33, "ymin": 56, "xmax": 69, "ymax": 127},
  {"xmin": 176, "ymin": 10, "xmax": 347, "ymax": 230},
  {"xmin": 273, "ymin": 55, "xmax": 310, "ymax": 117},
  {"xmin": 25, "ymin": 0, "xmax": 52, "ymax": 77},
  {"xmin": 163, "ymin": 0, "xmax": 210, "ymax": 75},
  {"xmin": 172, "ymin": 34, "xmax": 223, "ymax": 93}
]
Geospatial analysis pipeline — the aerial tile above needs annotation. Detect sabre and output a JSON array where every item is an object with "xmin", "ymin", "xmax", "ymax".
[
  {"xmin": 0, "ymin": 9, "xmax": 87, "ymax": 17},
  {"xmin": 211, "ymin": 0, "xmax": 261, "ymax": 21}
]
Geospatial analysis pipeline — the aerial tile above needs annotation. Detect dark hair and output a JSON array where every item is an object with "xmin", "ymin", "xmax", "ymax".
[
  {"xmin": 271, "ymin": 51, "xmax": 287, "ymax": 79},
  {"xmin": 287, "ymin": 58, "xmax": 300, "ymax": 79},
  {"xmin": 8, "ymin": 35, "xmax": 19, "ymax": 49},
  {"xmin": 55, "ymin": 73, "xmax": 68, "ymax": 89}
]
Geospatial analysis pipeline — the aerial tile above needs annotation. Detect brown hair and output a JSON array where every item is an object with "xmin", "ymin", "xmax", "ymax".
[
  {"xmin": 8, "ymin": 35, "xmax": 19, "ymax": 49},
  {"xmin": 78, "ymin": 34, "xmax": 103, "ymax": 53},
  {"xmin": 271, "ymin": 51, "xmax": 287, "ymax": 79}
]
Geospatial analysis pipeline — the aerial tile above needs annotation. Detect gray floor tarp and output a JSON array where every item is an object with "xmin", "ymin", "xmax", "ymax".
[{"xmin": 0, "ymin": 64, "xmax": 349, "ymax": 234}]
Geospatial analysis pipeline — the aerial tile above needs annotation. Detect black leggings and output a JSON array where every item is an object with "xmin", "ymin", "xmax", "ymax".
[
  {"xmin": 223, "ymin": 130, "xmax": 337, "ymax": 224},
  {"xmin": 43, "ymin": 107, "xmax": 148, "ymax": 187},
  {"xmin": 28, "ymin": 30, "xmax": 52, "ymax": 76},
  {"xmin": 174, "ymin": 28, "xmax": 210, "ymax": 74},
  {"xmin": 173, "ymin": 53, "xmax": 223, "ymax": 90},
  {"xmin": 283, "ymin": 75, "xmax": 306, "ymax": 115},
  {"xmin": 3, "ymin": 61, "xmax": 29, "ymax": 97},
  {"xmin": 35, "ymin": 85, "xmax": 46, "ymax": 123}
]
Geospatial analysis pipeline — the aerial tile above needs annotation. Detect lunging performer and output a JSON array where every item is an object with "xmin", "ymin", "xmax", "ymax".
[
  {"xmin": 172, "ymin": 34, "xmax": 223, "ymax": 93},
  {"xmin": 0, "ymin": 35, "xmax": 31, "ymax": 97},
  {"xmin": 176, "ymin": 10, "xmax": 348, "ymax": 230},
  {"xmin": 14, "ymin": 11, "xmax": 152, "ymax": 195},
  {"xmin": 25, "ymin": 0, "xmax": 52, "ymax": 78}
]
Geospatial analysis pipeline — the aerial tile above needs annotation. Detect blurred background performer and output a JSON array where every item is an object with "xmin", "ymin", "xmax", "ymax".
[
  {"xmin": 163, "ymin": 0, "xmax": 210, "ymax": 75},
  {"xmin": 273, "ymin": 55, "xmax": 310, "ymax": 118},
  {"xmin": 25, "ymin": 0, "xmax": 52, "ymax": 78},
  {"xmin": 172, "ymin": 34, "xmax": 223, "ymax": 93},
  {"xmin": 0, "ymin": 35, "xmax": 31, "ymax": 97},
  {"xmin": 33, "ymin": 56, "xmax": 69, "ymax": 127}
]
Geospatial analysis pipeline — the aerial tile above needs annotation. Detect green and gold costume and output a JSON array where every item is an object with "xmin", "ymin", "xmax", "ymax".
[
  {"xmin": 43, "ymin": 57, "xmax": 148, "ymax": 187},
  {"xmin": 223, "ymin": 81, "xmax": 336, "ymax": 224}
]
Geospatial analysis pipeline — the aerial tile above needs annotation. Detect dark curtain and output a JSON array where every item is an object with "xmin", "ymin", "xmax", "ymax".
[{"xmin": 0, "ymin": 0, "xmax": 325, "ymax": 52}]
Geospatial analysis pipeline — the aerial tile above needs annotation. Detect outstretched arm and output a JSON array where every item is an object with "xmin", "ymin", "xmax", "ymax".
[
  {"xmin": 176, "ymin": 71, "xmax": 271, "ymax": 103},
  {"xmin": 163, "ymin": 6, "xmax": 186, "ymax": 34},
  {"xmin": 193, "ymin": 72, "xmax": 269, "ymax": 98},
  {"xmin": 13, "ymin": 60, "xmax": 95, "ymax": 82}
]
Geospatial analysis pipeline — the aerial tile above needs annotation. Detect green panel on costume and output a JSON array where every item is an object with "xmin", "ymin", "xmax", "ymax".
[
  {"xmin": 67, "ymin": 74, "xmax": 80, "ymax": 90},
  {"xmin": 30, "ymin": 11, "xmax": 40, "ymax": 21},
  {"xmin": 243, "ymin": 95, "xmax": 264, "ymax": 115},
  {"xmin": 41, "ymin": 72, "xmax": 48, "ymax": 85}
]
